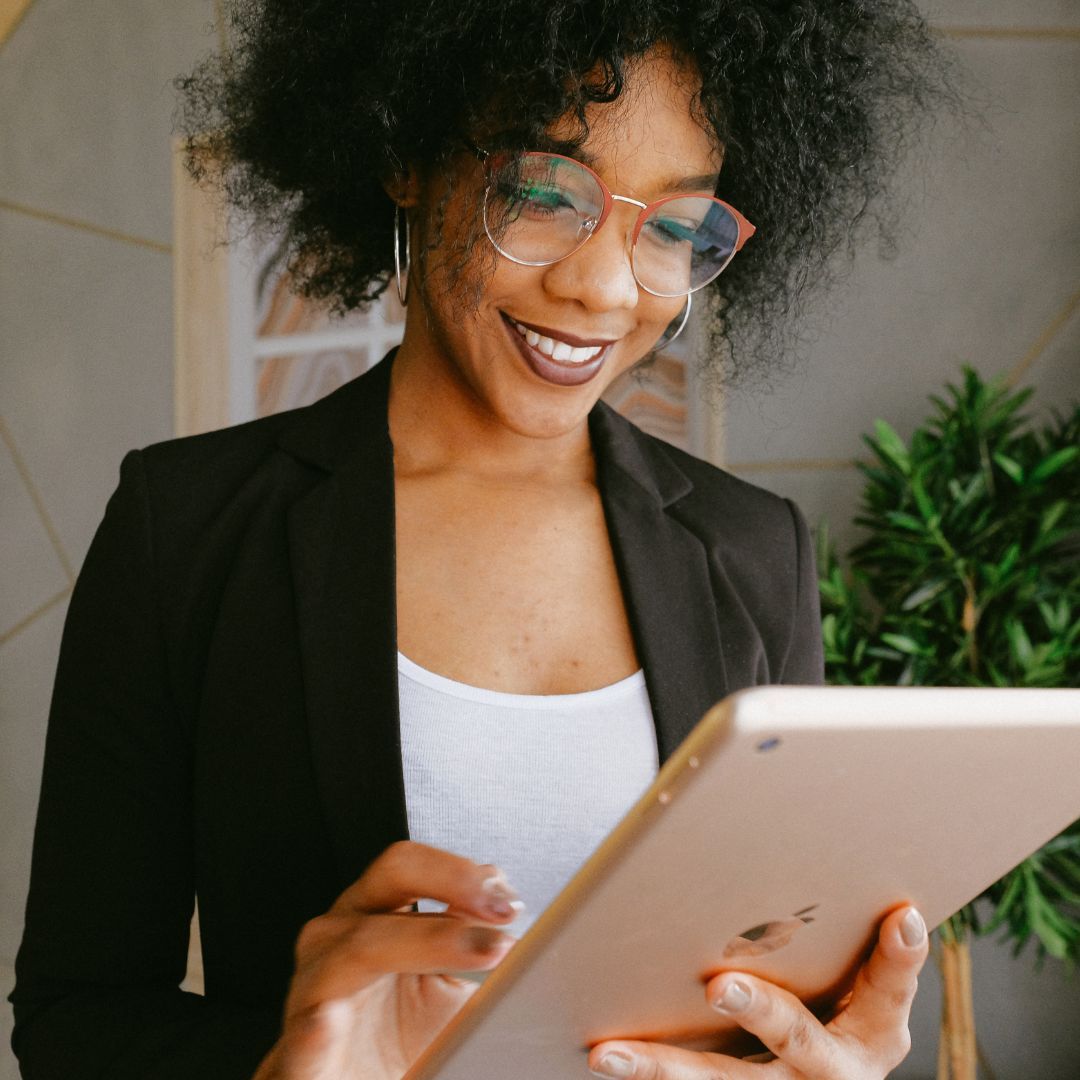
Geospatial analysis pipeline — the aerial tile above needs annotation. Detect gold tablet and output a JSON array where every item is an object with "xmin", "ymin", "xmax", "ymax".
[{"xmin": 405, "ymin": 685, "xmax": 1080, "ymax": 1079}]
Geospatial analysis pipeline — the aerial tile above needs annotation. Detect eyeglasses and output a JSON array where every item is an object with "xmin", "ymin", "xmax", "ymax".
[{"xmin": 473, "ymin": 147, "xmax": 755, "ymax": 298}]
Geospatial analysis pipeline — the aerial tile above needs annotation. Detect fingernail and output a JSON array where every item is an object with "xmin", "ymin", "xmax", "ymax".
[
  {"xmin": 711, "ymin": 978, "xmax": 752, "ymax": 1014},
  {"xmin": 481, "ymin": 873, "xmax": 521, "ymax": 918},
  {"xmin": 900, "ymin": 908, "xmax": 926, "ymax": 947},
  {"xmin": 590, "ymin": 1050, "xmax": 636, "ymax": 1077}
]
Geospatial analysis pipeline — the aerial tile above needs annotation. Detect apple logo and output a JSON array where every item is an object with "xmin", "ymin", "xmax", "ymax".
[{"xmin": 722, "ymin": 905, "xmax": 818, "ymax": 958}]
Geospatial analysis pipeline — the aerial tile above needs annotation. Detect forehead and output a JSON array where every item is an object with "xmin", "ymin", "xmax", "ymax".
[{"xmin": 546, "ymin": 47, "xmax": 723, "ymax": 198}]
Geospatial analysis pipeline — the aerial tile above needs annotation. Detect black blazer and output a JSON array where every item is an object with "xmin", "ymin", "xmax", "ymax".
[{"xmin": 10, "ymin": 351, "xmax": 823, "ymax": 1079}]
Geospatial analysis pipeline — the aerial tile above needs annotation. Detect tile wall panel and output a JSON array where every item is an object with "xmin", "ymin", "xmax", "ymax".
[
  {"xmin": 927, "ymin": 0, "xmax": 1079, "ymax": 28},
  {"xmin": 0, "ymin": 962, "xmax": 15, "ymax": 1080},
  {"xmin": 0, "ymin": 209, "xmax": 174, "ymax": 569},
  {"xmin": 0, "ymin": 435, "xmax": 68, "ymax": 638},
  {"xmin": 0, "ymin": 0, "xmax": 218, "ymax": 246},
  {"xmin": 722, "ymin": 36, "xmax": 1080, "ymax": 469}
]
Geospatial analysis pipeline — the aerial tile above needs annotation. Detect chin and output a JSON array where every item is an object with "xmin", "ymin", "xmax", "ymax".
[{"xmin": 492, "ymin": 391, "xmax": 599, "ymax": 441}]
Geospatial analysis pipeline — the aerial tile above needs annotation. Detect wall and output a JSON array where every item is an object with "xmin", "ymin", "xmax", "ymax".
[
  {"xmin": 0, "ymin": 1, "xmax": 222, "ymax": 1076},
  {"xmin": 1, "ymin": 2, "xmax": 1077, "ymax": 1079}
]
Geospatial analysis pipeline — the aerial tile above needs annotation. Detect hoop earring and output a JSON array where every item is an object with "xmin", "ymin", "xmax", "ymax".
[
  {"xmin": 394, "ymin": 204, "xmax": 410, "ymax": 306},
  {"xmin": 652, "ymin": 292, "xmax": 691, "ymax": 353}
]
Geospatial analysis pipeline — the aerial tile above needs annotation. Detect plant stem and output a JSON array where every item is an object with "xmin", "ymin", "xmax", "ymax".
[{"xmin": 940, "ymin": 939, "xmax": 977, "ymax": 1080}]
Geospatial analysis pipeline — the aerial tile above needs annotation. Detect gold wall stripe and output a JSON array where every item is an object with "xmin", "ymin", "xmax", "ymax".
[
  {"xmin": 0, "ymin": 0, "xmax": 33, "ymax": 48},
  {"xmin": 0, "ymin": 586, "xmax": 72, "ymax": 648},
  {"xmin": 1006, "ymin": 287, "xmax": 1080, "ymax": 388},
  {"xmin": 0, "ymin": 414, "xmax": 75, "ymax": 584},
  {"xmin": 727, "ymin": 284, "xmax": 1080, "ymax": 475},
  {"xmin": 937, "ymin": 26, "xmax": 1080, "ymax": 41},
  {"xmin": 0, "ymin": 198, "xmax": 171, "ymax": 254}
]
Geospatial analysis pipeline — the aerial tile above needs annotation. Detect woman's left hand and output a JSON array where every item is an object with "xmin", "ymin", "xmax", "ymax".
[{"xmin": 587, "ymin": 905, "xmax": 929, "ymax": 1079}]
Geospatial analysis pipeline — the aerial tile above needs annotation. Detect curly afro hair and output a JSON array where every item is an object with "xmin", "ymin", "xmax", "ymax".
[{"xmin": 175, "ymin": 0, "xmax": 960, "ymax": 387}]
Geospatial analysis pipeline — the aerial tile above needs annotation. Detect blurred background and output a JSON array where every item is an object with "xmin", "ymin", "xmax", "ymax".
[{"xmin": 1, "ymin": 1, "xmax": 1077, "ymax": 1076}]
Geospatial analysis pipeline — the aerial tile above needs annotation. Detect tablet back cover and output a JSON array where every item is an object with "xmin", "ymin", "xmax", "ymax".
[{"xmin": 406, "ymin": 685, "xmax": 1080, "ymax": 1080}]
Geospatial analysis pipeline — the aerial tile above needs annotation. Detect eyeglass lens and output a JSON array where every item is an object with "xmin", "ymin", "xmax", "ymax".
[{"xmin": 483, "ymin": 153, "xmax": 742, "ymax": 297}]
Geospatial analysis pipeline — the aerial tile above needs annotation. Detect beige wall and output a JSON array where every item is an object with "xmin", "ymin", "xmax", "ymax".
[{"xmin": 1, "ymin": 2, "xmax": 1077, "ymax": 1078}]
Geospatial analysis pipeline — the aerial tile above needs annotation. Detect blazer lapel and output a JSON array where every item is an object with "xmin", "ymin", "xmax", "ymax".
[
  {"xmin": 590, "ymin": 404, "xmax": 730, "ymax": 765},
  {"xmin": 281, "ymin": 356, "xmax": 410, "ymax": 891}
]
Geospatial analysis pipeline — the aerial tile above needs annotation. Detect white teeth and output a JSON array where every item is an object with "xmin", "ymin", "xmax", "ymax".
[{"xmin": 512, "ymin": 320, "xmax": 605, "ymax": 364}]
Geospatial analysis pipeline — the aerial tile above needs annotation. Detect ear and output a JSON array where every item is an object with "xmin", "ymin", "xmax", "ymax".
[{"xmin": 382, "ymin": 164, "xmax": 422, "ymax": 208}]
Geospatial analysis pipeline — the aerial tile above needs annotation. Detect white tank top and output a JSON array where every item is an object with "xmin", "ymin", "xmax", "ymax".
[{"xmin": 398, "ymin": 652, "xmax": 659, "ymax": 937}]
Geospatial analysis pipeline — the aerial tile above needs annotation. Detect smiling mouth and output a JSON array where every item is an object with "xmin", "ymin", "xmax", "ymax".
[
  {"xmin": 499, "ymin": 312, "xmax": 617, "ymax": 387},
  {"xmin": 508, "ymin": 317, "xmax": 613, "ymax": 363}
]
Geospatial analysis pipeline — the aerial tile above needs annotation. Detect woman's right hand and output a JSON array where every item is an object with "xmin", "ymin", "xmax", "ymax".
[{"xmin": 252, "ymin": 840, "xmax": 522, "ymax": 1080}]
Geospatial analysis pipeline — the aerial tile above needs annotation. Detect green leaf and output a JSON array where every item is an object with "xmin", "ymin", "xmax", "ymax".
[
  {"xmin": 901, "ymin": 579, "xmax": 948, "ymax": 610},
  {"xmin": 870, "ymin": 419, "xmax": 911, "ymax": 475},
  {"xmin": 880, "ymin": 633, "xmax": 929, "ymax": 656},
  {"xmin": 1039, "ymin": 598, "xmax": 1070, "ymax": 635},
  {"xmin": 911, "ymin": 469, "xmax": 938, "ymax": 524},
  {"xmin": 1007, "ymin": 620, "xmax": 1034, "ymax": 670},
  {"xmin": 1030, "ymin": 446, "xmax": 1079, "ymax": 484},
  {"xmin": 885, "ymin": 511, "xmax": 926, "ymax": 534},
  {"xmin": 993, "ymin": 452, "xmax": 1025, "ymax": 484},
  {"xmin": 1039, "ymin": 500, "xmax": 1068, "ymax": 537}
]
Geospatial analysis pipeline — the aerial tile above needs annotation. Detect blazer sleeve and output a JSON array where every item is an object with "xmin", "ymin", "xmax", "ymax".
[
  {"xmin": 777, "ymin": 497, "xmax": 826, "ymax": 686},
  {"xmin": 8, "ymin": 450, "xmax": 280, "ymax": 1079}
]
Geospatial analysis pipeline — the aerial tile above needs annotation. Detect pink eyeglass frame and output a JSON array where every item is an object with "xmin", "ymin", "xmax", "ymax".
[{"xmin": 477, "ymin": 148, "xmax": 757, "ymax": 297}]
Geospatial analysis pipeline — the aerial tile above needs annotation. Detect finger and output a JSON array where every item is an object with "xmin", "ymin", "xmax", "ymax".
[
  {"xmin": 295, "ymin": 911, "xmax": 517, "ymax": 1004},
  {"xmin": 701, "ymin": 972, "xmax": 848, "ymax": 1076},
  {"xmin": 338, "ymin": 840, "xmax": 523, "ymax": 923},
  {"xmin": 831, "ymin": 905, "xmax": 927, "ymax": 1052},
  {"xmin": 587, "ymin": 1038, "xmax": 765, "ymax": 1079}
]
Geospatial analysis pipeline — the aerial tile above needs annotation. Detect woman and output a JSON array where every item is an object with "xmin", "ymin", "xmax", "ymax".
[{"xmin": 10, "ymin": 1, "xmax": 956, "ymax": 1077}]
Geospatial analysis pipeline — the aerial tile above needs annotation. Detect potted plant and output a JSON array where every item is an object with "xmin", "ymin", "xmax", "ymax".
[{"xmin": 816, "ymin": 367, "xmax": 1080, "ymax": 1079}]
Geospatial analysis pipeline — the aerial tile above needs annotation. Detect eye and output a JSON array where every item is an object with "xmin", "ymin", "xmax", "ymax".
[
  {"xmin": 496, "ymin": 180, "xmax": 577, "ymax": 219},
  {"xmin": 641, "ymin": 215, "xmax": 700, "ymax": 247}
]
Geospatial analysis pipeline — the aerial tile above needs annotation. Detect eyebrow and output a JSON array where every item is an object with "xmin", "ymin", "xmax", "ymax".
[{"xmin": 535, "ymin": 136, "xmax": 720, "ymax": 196}]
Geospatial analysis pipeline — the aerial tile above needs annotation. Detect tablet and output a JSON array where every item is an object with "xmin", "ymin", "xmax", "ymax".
[{"xmin": 403, "ymin": 685, "xmax": 1080, "ymax": 1079}]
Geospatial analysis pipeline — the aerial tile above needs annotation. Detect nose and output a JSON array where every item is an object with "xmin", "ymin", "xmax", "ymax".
[{"xmin": 541, "ymin": 203, "xmax": 640, "ymax": 314}]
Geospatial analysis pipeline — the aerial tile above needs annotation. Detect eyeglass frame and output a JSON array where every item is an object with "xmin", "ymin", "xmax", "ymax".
[{"xmin": 467, "ymin": 142, "xmax": 756, "ymax": 298}]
